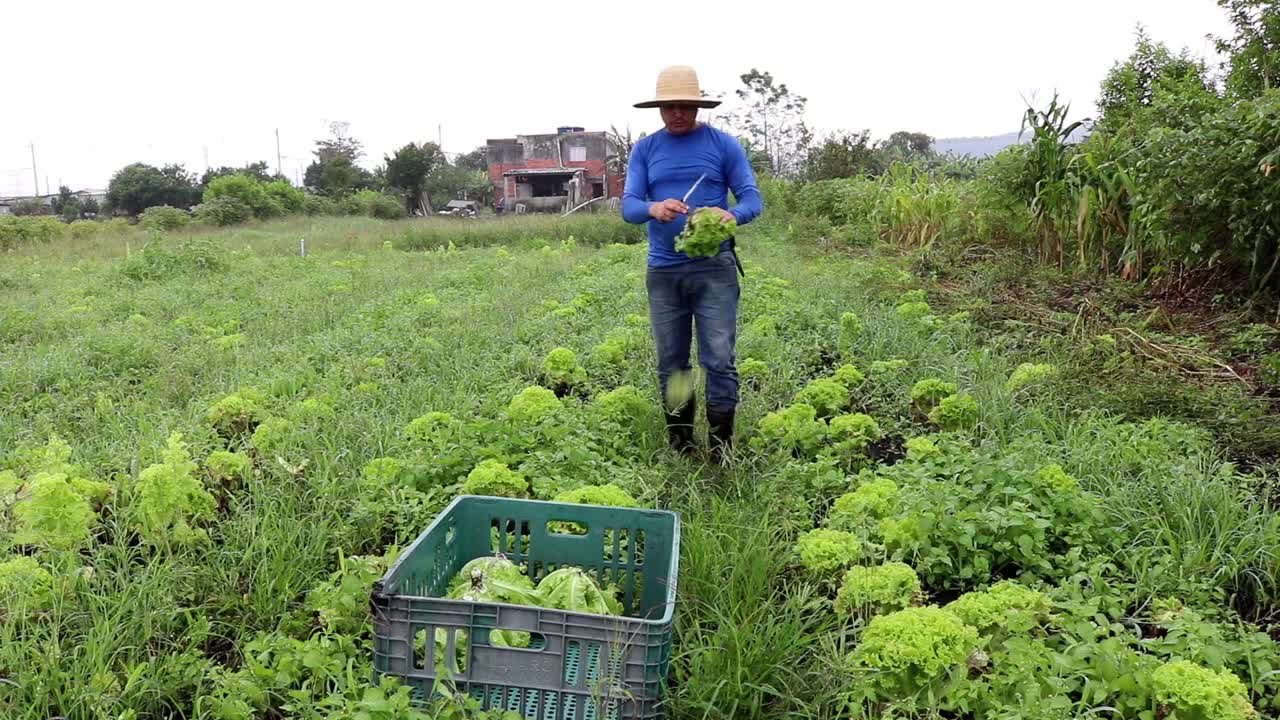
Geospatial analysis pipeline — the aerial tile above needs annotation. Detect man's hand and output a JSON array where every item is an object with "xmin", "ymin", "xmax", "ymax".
[
  {"xmin": 701, "ymin": 207, "xmax": 735, "ymax": 224},
  {"xmin": 648, "ymin": 199, "xmax": 688, "ymax": 223}
]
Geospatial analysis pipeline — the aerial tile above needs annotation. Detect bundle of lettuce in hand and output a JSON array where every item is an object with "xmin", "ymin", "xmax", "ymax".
[{"xmin": 675, "ymin": 208, "xmax": 736, "ymax": 258}]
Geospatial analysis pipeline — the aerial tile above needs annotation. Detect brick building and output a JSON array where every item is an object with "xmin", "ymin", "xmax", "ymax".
[{"xmin": 487, "ymin": 128, "xmax": 624, "ymax": 213}]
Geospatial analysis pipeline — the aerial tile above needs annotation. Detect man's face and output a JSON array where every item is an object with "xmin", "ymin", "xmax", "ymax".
[{"xmin": 660, "ymin": 103, "xmax": 699, "ymax": 135}]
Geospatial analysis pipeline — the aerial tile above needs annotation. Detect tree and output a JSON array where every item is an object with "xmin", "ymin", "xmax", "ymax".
[
  {"xmin": 384, "ymin": 142, "xmax": 445, "ymax": 214},
  {"xmin": 455, "ymin": 146, "xmax": 488, "ymax": 172},
  {"xmin": 1214, "ymin": 0, "xmax": 1280, "ymax": 98},
  {"xmin": 304, "ymin": 122, "xmax": 376, "ymax": 197},
  {"xmin": 200, "ymin": 161, "xmax": 278, "ymax": 189},
  {"xmin": 106, "ymin": 163, "xmax": 201, "ymax": 216},
  {"xmin": 883, "ymin": 131, "xmax": 935, "ymax": 159},
  {"xmin": 1097, "ymin": 26, "xmax": 1218, "ymax": 135},
  {"xmin": 803, "ymin": 130, "xmax": 879, "ymax": 181},
  {"xmin": 728, "ymin": 69, "xmax": 811, "ymax": 177},
  {"xmin": 50, "ymin": 185, "xmax": 73, "ymax": 215},
  {"xmin": 607, "ymin": 126, "xmax": 634, "ymax": 177},
  {"xmin": 425, "ymin": 163, "xmax": 490, "ymax": 209}
]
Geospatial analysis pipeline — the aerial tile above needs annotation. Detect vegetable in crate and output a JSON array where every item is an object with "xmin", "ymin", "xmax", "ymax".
[
  {"xmin": 675, "ymin": 207, "xmax": 736, "ymax": 257},
  {"xmin": 446, "ymin": 554, "xmax": 538, "ymax": 648},
  {"xmin": 537, "ymin": 567, "xmax": 624, "ymax": 616}
]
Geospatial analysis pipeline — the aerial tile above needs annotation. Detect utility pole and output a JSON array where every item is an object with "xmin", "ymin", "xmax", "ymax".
[
  {"xmin": 29, "ymin": 143, "xmax": 38, "ymax": 197},
  {"xmin": 275, "ymin": 128, "xmax": 283, "ymax": 177},
  {"xmin": 438, "ymin": 124, "xmax": 442, "ymax": 149}
]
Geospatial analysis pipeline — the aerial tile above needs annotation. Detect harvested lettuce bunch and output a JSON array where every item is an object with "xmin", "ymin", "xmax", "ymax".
[{"xmin": 676, "ymin": 208, "xmax": 735, "ymax": 257}]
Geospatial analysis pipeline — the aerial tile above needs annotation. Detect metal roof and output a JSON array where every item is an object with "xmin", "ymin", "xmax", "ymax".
[
  {"xmin": 445, "ymin": 200, "xmax": 477, "ymax": 209},
  {"xmin": 501, "ymin": 167, "xmax": 584, "ymax": 177}
]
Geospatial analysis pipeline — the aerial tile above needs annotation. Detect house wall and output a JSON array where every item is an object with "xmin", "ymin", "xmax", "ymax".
[{"xmin": 487, "ymin": 131, "xmax": 622, "ymax": 209}]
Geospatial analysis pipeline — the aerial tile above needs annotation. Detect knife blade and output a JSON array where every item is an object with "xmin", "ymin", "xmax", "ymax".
[{"xmin": 681, "ymin": 174, "xmax": 706, "ymax": 205}]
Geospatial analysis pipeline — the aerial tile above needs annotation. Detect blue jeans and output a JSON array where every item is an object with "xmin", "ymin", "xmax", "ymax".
[{"xmin": 646, "ymin": 251, "xmax": 741, "ymax": 414}]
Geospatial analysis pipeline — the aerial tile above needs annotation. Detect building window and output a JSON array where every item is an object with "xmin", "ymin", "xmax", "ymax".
[{"xmin": 569, "ymin": 145, "xmax": 586, "ymax": 163}]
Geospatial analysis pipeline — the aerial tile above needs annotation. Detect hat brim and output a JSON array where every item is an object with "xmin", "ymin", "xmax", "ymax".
[{"xmin": 634, "ymin": 97, "xmax": 722, "ymax": 109}]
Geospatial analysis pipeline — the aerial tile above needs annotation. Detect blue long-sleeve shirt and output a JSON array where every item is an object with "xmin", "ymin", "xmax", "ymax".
[{"xmin": 621, "ymin": 124, "xmax": 763, "ymax": 267}]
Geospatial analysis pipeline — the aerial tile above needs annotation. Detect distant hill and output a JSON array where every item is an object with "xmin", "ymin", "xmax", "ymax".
[
  {"xmin": 932, "ymin": 126, "xmax": 1091, "ymax": 158},
  {"xmin": 932, "ymin": 132, "xmax": 1025, "ymax": 158}
]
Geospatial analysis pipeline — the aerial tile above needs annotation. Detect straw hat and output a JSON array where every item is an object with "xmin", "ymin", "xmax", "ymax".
[{"xmin": 634, "ymin": 65, "xmax": 722, "ymax": 109}]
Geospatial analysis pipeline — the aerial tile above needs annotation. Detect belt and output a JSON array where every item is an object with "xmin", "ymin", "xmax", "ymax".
[{"xmin": 729, "ymin": 237, "xmax": 745, "ymax": 277}]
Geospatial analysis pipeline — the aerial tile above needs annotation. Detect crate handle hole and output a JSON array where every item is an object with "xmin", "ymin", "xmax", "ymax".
[{"xmin": 547, "ymin": 519, "xmax": 588, "ymax": 535}]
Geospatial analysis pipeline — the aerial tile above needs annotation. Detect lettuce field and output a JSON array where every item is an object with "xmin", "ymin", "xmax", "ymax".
[{"xmin": 2, "ymin": 214, "xmax": 1279, "ymax": 719}]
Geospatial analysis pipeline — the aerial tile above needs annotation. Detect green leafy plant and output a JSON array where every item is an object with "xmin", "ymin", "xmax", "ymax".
[
  {"xmin": 847, "ymin": 606, "xmax": 978, "ymax": 698},
  {"xmin": 834, "ymin": 562, "xmax": 921, "ymax": 619},
  {"xmin": 754, "ymin": 403, "xmax": 829, "ymax": 457},
  {"xmin": 928, "ymin": 393, "xmax": 979, "ymax": 431},
  {"xmin": 541, "ymin": 347, "xmax": 587, "ymax": 389},
  {"xmin": 794, "ymin": 528, "xmax": 862, "ymax": 575},
  {"xmin": 1007, "ymin": 362, "xmax": 1057, "ymax": 391},
  {"xmin": 460, "ymin": 460, "xmax": 528, "ymax": 498},
  {"xmin": 827, "ymin": 413, "xmax": 883, "ymax": 460},
  {"xmin": 507, "ymin": 386, "xmax": 561, "ymax": 424},
  {"xmin": 828, "ymin": 476, "xmax": 899, "ymax": 529},
  {"xmin": 910, "ymin": 379, "xmax": 957, "ymax": 410},
  {"xmin": 676, "ymin": 208, "xmax": 735, "ymax": 257},
  {"xmin": 1151, "ymin": 660, "xmax": 1255, "ymax": 720},
  {"xmin": 796, "ymin": 378, "xmax": 850, "ymax": 418},
  {"xmin": 134, "ymin": 432, "xmax": 216, "ymax": 545}
]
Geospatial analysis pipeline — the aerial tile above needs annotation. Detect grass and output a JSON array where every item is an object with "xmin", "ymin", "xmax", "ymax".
[{"xmin": 2, "ymin": 214, "xmax": 1278, "ymax": 718}]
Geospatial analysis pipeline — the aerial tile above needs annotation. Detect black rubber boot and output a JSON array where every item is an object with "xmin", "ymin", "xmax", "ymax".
[
  {"xmin": 665, "ymin": 396, "xmax": 698, "ymax": 457},
  {"xmin": 706, "ymin": 408, "xmax": 735, "ymax": 466}
]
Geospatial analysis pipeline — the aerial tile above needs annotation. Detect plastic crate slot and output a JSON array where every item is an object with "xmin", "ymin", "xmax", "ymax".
[
  {"xmin": 541, "ymin": 690, "xmax": 559, "ymax": 720},
  {"xmin": 506, "ymin": 686, "xmax": 523, "ymax": 711},
  {"xmin": 564, "ymin": 639, "xmax": 582, "ymax": 686},
  {"xmin": 445, "ymin": 523, "xmax": 456, "ymax": 546},
  {"xmin": 414, "ymin": 626, "xmax": 469, "ymax": 674},
  {"xmin": 519, "ymin": 520, "xmax": 532, "ymax": 557},
  {"xmin": 563, "ymin": 695, "xmax": 578, "ymax": 720},
  {"xmin": 488, "ymin": 685, "xmax": 504, "ymax": 710},
  {"xmin": 524, "ymin": 688, "xmax": 540, "ymax": 718},
  {"xmin": 633, "ymin": 529, "xmax": 645, "ymax": 565},
  {"xmin": 631, "ymin": 572, "xmax": 644, "ymax": 616},
  {"xmin": 603, "ymin": 528, "xmax": 624, "ymax": 564},
  {"xmin": 547, "ymin": 519, "xmax": 589, "ymax": 535}
]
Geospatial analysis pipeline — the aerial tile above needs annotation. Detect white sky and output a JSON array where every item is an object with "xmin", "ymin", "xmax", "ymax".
[{"xmin": 0, "ymin": 0, "xmax": 1230, "ymax": 196}]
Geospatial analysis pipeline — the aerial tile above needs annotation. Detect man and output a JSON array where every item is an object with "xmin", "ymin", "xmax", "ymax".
[{"xmin": 621, "ymin": 65, "xmax": 764, "ymax": 463}]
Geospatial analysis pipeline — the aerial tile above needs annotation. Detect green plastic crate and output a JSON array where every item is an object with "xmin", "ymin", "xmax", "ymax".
[{"xmin": 371, "ymin": 495, "xmax": 680, "ymax": 719}]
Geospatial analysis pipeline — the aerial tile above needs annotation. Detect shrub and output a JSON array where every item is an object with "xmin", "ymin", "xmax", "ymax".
[
  {"xmin": 0, "ymin": 216, "xmax": 65, "ymax": 248},
  {"xmin": 302, "ymin": 193, "xmax": 341, "ymax": 216},
  {"xmin": 67, "ymin": 220, "xmax": 100, "ymax": 241},
  {"xmin": 348, "ymin": 189, "xmax": 406, "ymax": 220},
  {"xmin": 263, "ymin": 180, "xmax": 305, "ymax": 213},
  {"xmin": 204, "ymin": 174, "xmax": 282, "ymax": 219},
  {"xmin": 196, "ymin": 196, "xmax": 253, "ymax": 226},
  {"xmin": 138, "ymin": 205, "xmax": 190, "ymax": 233}
]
